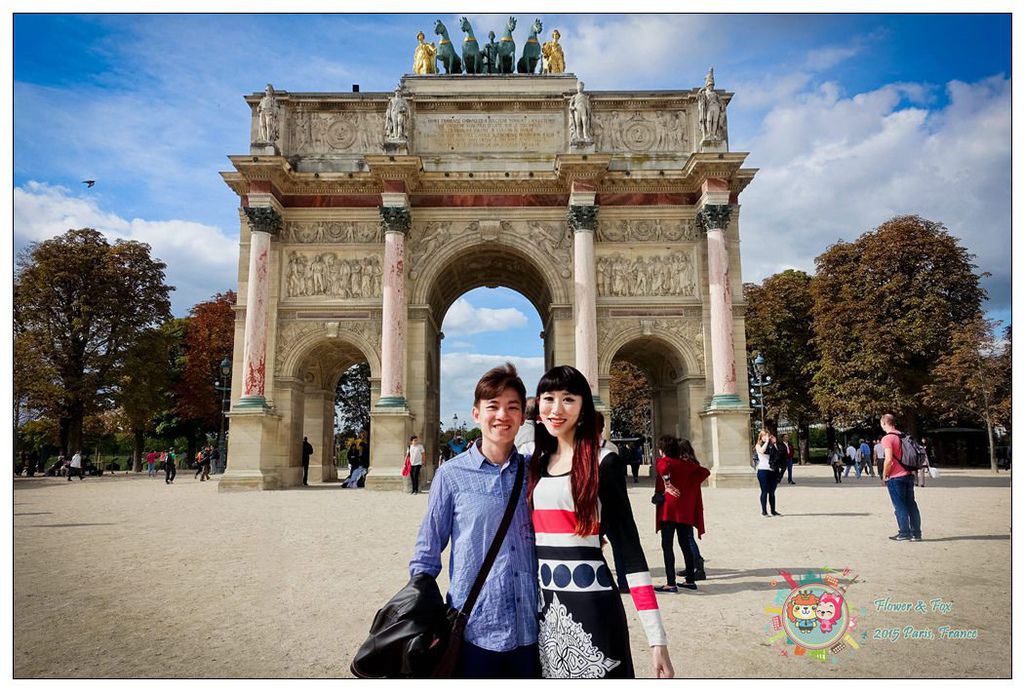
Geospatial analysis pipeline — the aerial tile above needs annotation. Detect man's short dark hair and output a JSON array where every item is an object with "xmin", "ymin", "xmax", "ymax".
[{"xmin": 474, "ymin": 362, "xmax": 526, "ymax": 408}]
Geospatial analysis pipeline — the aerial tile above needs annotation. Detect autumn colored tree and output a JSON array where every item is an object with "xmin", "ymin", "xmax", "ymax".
[
  {"xmin": 744, "ymin": 269, "xmax": 819, "ymax": 462},
  {"xmin": 14, "ymin": 229, "xmax": 173, "ymax": 455},
  {"xmin": 610, "ymin": 360, "xmax": 652, "ymax": 438},
  {"xmin": 810, "ymin": 215, "xmax": 986, "ymax": 431},
  {"xmin": 173, "ymin": 291, "xmax": 237, "ymax": 458},
  {"xmin": 923, "ymin": 318, "xmax": 1011, "ymax": 472}
]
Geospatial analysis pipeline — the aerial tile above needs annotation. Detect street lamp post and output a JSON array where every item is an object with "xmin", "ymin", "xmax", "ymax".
[
  {"xmin": 752, "ymin": 353, "xmax": 767, "ymax": 430},
  {"xmin": 215, "ymin": 356, "xmax": 232, "ymax": 474}
]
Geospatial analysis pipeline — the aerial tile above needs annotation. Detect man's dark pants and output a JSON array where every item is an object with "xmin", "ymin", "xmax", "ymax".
[
  {"xmin": 886, "ymin": 474, "xmax": 922, "ymax": 538},
  {"xmin": 409, "ymin": 464, "xmax": 421, "ymax": 493},
  {"xmin": 302, "ymin": 462, "xmax": 309, "ymax": 485},
  {"xmin": 457, "ymin": 641, "xmax": 539, "ymax": 678},
  {"xmin": 786, "ymin": 458, "xmax": 794, "ymax": 483},
  {"xmin": 165, "ymin": 465, "xmax": 176, "ymax": 483}
]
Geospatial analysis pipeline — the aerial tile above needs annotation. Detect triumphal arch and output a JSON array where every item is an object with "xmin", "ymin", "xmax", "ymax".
[{"xmin": 219, "ymin": 52, "xmax": 757, "ymax": 491}]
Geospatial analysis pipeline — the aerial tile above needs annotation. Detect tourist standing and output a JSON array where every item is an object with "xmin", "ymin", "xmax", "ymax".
[
  {"xmin": 196, "ymin": 446, "xmax": 211, "ymax": 481},
  {"xmin": 830, "ymin": 444, "xmax": 845, "ymax": 483},
  {"xmin": 781, "ymin": 433, "xmax": 796, "ymax": 484},
  {"xmin": 754, "ymin": 430, "xmax": 780, "ymax": 516},
  {"xmin": 164, "ymin": 449, "xmax": 177, "ymax": 484},
  {"xmin": 146, "ymin": 450, "xmax": 157, "ymax": 477},
  {"xmin": 859, "ymin": 438, "xmax": 874, "ymax": 476},
  {"xmin": 916, "ymin": 438, "xmax": 932, "ymax": 487},
  {"xmin": 69, "ymin": 450, "xmax": 83, "ymax": 481},
  {"xmin": 347, "ymin": 442, "xmax": 359, "ymax": 471},
  {"xmin": 655, "ymin": 435, "xmax": 709, "ymax": 592},
  {"xmin": 629, "ymin": 442, "xmax": 643, "ymax": 484},
  {"xmin": 874, "ymin": 438, "xmax": 886, "ymax": 482},
  {"xmin": 880, "ymin": 414, "xmax": 923, "ymax": 541},
  {"xmin": 407, "ymin": 435, "xmax": 424, "ymax": 494},
  {"xmin": 301, "ymin": 437, "xmax": 313, "ymax": 486},
  {"xmin": 409, "ymin": 363, "xmax": 536, "ymax": 678},
  {"xmin": 844, "ymin": 441, "xmax": 858, "ymax": 478},
  {"xmin": 530, "ymin": 365, "xmax": 673, "ymax": 677},
  {"xmin": 678, "ymin": 439, "xmax": 708, "ymax": 580}
]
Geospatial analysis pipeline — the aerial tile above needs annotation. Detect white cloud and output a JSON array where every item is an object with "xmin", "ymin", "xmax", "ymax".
[
  {"xmin": 740, "ymin": 74, "xmax": 1010, "ymax": 313},
  {"xmin": 440, "ymin": 352, "xmax": 545, "ymax": 433},
  {"xmin": 14, "ymin": 181, "xmax": 238, "ymax": 315},
  {"xmin": 442, "ymin": 297, "xmax": 529, "ymax": 336}
]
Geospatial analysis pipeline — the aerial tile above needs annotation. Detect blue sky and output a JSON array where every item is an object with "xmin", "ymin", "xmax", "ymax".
[{"xmin": 12, "ymin": 12, "xmax": 1012, "ymax": 430}]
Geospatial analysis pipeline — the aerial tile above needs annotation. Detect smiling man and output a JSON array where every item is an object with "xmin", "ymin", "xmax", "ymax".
[{"xmin": 409, "ymin": 362, "xmax": 538, "ymax": 678}]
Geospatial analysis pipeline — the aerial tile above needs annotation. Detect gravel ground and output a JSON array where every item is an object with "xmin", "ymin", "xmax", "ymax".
[{"xmin": 13, "ymin": 464, "xmax": 1011, "ymax": 678}]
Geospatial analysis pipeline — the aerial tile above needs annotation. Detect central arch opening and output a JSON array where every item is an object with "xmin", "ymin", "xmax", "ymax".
[{"xmin": 413, "ymin": 239, "xmax": 562, "ymax": 478}]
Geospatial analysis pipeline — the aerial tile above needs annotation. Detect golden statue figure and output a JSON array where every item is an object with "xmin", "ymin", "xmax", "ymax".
[
  {"xmin": 413, "ymin": 31, "xmax": 437, "ymax": 74},
  {"xmin": 541, "ymin": 28, "xmax": 565, "ymax": 74}
]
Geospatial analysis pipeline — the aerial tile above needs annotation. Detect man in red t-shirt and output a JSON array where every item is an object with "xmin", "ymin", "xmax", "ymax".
[{"xmin": 880, "ymin": 413, "xmax": 922, "ymax": 542}]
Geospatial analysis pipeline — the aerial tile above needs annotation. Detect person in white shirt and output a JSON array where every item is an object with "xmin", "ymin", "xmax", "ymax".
[
  {"xmin": 873, "ymin": 439, "xmax": 886, "ymax": 484},
  {"xmin": 69, "ymin": 451, "xmax": 84, "ymax": 481},
  {"xmin": 513, "ymin": 396, "xmax": 536, "ymax": 457},
  {"xmin": 844, "ymin": 443, "xmax": 858, "ymax": 478},
  {"xmin": 407, "ymin": 435, "xmax": 425, "ymax": 494}
]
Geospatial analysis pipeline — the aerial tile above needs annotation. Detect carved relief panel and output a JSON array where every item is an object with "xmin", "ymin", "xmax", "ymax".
[
  {"xmin": 406, "ymin": 218, "xmax": 573, "ymax": 281},
  {"xmin": 596, "ymin": 250, "xmax": 697, "ymax": 298},
  {"xmin": 282, "ymin": 220, "xmax": 382, "ymax": 244},
  {"xmin": 592, "ymin": 110, "xmax": 690, "ymax": 154},
  {"xmin": 284, "ymin": 251, "xmax": 383, "ymax": 298},
  {"xmin": 597, "ymin": 218, "xmax": 697, "ymax": 243},
  {"xmin": 287, "ymin": 109, "xmax": 385, "ymax": 155}
]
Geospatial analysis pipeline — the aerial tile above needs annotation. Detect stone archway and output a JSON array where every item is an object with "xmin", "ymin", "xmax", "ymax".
[
  {"xmin": 397, "ymin": 213, "xmax": 573, "ymax": 484},
  {"xmin": 221, "ymin": 70, "xmax": 758, "ymax": 491}
]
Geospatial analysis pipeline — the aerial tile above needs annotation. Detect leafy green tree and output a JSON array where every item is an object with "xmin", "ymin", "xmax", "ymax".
[
  {"xmin": 923, "ymin": 318, "xmax": 1011, "ymax": 472},
  {"xmin": 14, "ymin": 229, "xmax": 173, "ymax": 455},
  {"xmin": 119, "ymin": 327, "xmax": 174, "ymax": 471},
  {"xmin": 335, "ymin": 362, "xmax": 371, "ymax": 436},
  {"xmin": 744, "ymin": 270, "xmax": 819, "ymax": 462},
  {"xmin": 810, "ymin": 215, "xmax": 986, "ymax": 432}
]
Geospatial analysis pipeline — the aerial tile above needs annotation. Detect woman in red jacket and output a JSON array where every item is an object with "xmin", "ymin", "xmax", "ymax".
[{"xmin": 654, "ymin": 435, "xmax": 710, "ymax": 592}]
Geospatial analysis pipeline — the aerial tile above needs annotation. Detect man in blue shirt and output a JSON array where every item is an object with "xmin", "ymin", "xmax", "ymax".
[
  {"xmin": 409, "ymin": 362, "xmax": 538, "ymax": 678},
  {"xmin": 859, "ymin": 438, "xmax": 874, "ymax": 477}
]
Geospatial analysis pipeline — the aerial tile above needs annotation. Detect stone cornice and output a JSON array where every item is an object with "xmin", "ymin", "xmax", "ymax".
[{"xmin": 221, "ymin": 151, "xmax": 757, "ymax": 200}]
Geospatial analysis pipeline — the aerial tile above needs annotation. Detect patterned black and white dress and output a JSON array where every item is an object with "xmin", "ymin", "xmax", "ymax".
[{"xmin": 532, "ymin": 452, "xmax": 667, "ymax": 678}]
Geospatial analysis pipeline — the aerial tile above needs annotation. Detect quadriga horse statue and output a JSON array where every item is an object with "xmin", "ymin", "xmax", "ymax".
[
  {"xmin": 495, "ymin": 16, "xmax": 517, "ymax": 73},
  {"xmin": 433, "ymin": 19, "xmax": 462, "ymax": 74},
  {"xmin": 517, "ymin": 18, "xmax": 543, "ymax": 73},
  {"xmin": 458, "ymin": 16, "xmax": 484, "ymax": 74}
]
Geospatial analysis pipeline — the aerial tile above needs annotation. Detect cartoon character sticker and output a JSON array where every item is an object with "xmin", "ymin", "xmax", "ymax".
[
  {"xmin": 787, "ymin": 590, "xmax": 821, "ymax": 634},
  {"xmin": 816, "ymin": 593, "xmax": 844, "ymax": 634}
]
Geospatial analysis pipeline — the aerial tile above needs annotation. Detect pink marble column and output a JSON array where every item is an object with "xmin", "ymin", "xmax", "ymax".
[
  {"xmin": 569, "ymin": 204, "xmax": 599, "ymax": 394},
  {"xmin": 378, "ymin": 206, "xmax": 410, "ymax": 407},
  {"xmin": 238, "ymin": 207, "xmax": 281, "ymax": 406},
  {"xmin": 698, "ymin": 205, "xmax": 741, "ymax": 407}
]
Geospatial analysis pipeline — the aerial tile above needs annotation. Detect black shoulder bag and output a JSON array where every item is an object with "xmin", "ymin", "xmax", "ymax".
[{"xmin": 350, "ymin": 458, "xmax": 526, "ymax": 678}]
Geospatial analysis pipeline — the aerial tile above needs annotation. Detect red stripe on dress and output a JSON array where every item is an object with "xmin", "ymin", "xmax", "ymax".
[
  {"xmin": 532, "ymin": 509, "xmax": 599, "ymax": 535},
  {"xmin": 631, "ymin": 585, "xmax": 659, "ymax": 611},
  {"xmin": 532, "ymin": 509, "xmax": 578, "ymax": 534}
]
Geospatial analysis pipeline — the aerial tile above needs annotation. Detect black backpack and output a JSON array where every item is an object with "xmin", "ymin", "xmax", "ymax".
[
  {"xmin": 886, "ymin": 432, "xmax": 926, "ymax": 471},
  {"xmin": 767, "ymin": 442, "xmax": 785, "ymax": 471}
]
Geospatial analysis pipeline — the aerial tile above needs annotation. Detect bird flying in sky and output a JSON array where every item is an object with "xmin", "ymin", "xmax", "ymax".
[{"xmin": 82, "ymin": 180, "xmax": 95, "ymax": 188}]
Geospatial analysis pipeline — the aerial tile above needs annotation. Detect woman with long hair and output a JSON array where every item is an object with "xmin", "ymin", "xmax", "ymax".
[
  {"xmin": 656, "ymin": 437, "xmax": 709, "ymax": 590},
  {"xmin": 529, "ymin": 365, "xmax": 674, "ymax": 678},
  {"xmin": 754, "ymin": 429, "xmax": 781, "ymax": 516}
]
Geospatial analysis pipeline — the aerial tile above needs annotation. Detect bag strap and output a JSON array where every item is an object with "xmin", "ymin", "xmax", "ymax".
[{"xmin": 458, "ymin": 456, "xmax": 526, "ymax": 619}]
